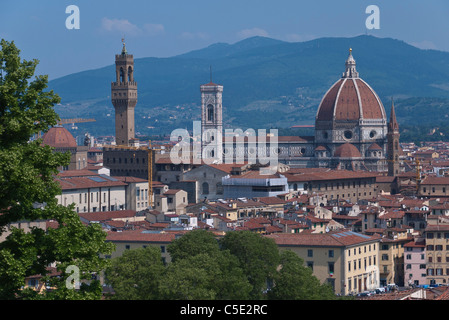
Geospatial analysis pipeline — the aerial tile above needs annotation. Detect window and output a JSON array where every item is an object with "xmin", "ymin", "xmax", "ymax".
[
  {"xmin": 307, "ymin": 262, "xmax": 313, "ymax": 270},
  {"xmin": 202, "ymin": 182, "xmax": 209, "ymax": 195},
  {"xmin": 329, "ymin": 250, "xmax": 334, "ymax": 258},
  {"xmin": 307, "ymin": 249, "xmax": 313, "ymax": 257},
  {"xmin": 207, "ymin": 104, "xmax": 214, "ymax": 122},
  {"xmin": 328, "ymin": 262, "xmax": 335, "ymax": 274}
]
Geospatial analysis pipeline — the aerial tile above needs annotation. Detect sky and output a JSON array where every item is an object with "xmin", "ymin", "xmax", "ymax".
[{"xmin": 1, "ymin": 0, "xmax": 448, "ymax": 80}]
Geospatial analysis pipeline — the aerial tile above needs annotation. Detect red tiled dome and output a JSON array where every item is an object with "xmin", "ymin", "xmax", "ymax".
[
  {"xmin": 334, "ymin": 143, "xmax": 361, "ymax": 158},
  {"xmin": 42, "ymin": 126, "xmax": 77, "ymax": 148},
  {"xmin": 368, "ymin": 143, "xmax": 382, "ymax": 150},
  {"xmin": 316, "ymin": 50, "xmax": 386, "ymax": 123}
]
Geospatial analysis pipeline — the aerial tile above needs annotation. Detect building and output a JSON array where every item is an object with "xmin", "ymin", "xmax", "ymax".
[
  {"xmin": 42, "ymin": 126, "xmax": 88, "ymax": 171},
  {"xmin": 210, "ymin": 49, "xmax": 396, "ymax": 173},
  {"xmin": 111, "ymin": 39, "xmax": 137, "ymax": 146},
  {"xmin": 284, "ymin": 169, "xmax": 378, "ymax": 203},
  {"xmin": 222, "ymin": 170, "xmax": 289, "ymax": 199},
  {"xmin": 105, "ymin": 229, "xmax": 176, "ymax": 264},
  {"xmin": 404, "ymin": 239, "xmax": 426, "ymax": 287},
  {"xmin": 378, "ymin": 228, "xmax": 410, "ymax": 287},
  {"xmin": 418, "ymin": 176, "xmax": 449, "ymax": 198},
  {"xmin": 266, "ymin": 230, "xmax": 381, "ymax": 295},
  {"xmin": 181, "ymin": 163, "xmax": 250, "ymax": 202},
  {"xmin": 424, "ymin": 219, "xmax": 449, "ymax": 286},
  {"xmin": 201, "ymin": 79, "xmax": 223, "ymax": 162},
  {"xmin": 387, "ymin": 99, "xmax": 401, "ymax": 177}
]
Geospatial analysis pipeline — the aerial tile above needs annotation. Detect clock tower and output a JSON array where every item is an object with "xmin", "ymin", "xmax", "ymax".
[{"xmin": 111, "ymin": 39, "xmax": 137, "ymax": 146}]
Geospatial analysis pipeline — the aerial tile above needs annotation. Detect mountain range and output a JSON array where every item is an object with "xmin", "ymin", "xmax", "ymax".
[{"xmin": 48, "ymin": 35, "xmax": 449, "ymax": 139}]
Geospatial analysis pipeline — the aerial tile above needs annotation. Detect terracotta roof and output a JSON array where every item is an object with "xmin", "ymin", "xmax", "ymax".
[
  {"xmin": 334, "ymin": 143, "xmax": 362, "ymax": 158},
  {"xmin": 55, "ymin": 175, "xmax": 127, "ymax": 190},
  {"xmin": 266, "ymin": 230, "xmax": 380, "ymax": 247},
  {"xmin": 368, "ymin": 143, "xmax": 382, "ymax": 150},
  {"xmin": 284, "ymin": 169, "xmax": 376, "ymax": 182},
  {"xmin": 42, "ymin": 126, "xmax": 77, "ymax": 148},
  {"xmin": 79, "ymin": 210, "xmax": 137, "ymax": 222},
  {"xmin": 421, "ymin": 176, "xmax": 449, "ymax": 185},
  {"xmin": 316, "ymin": 77, "xmax": 385, "ymax": 122}
]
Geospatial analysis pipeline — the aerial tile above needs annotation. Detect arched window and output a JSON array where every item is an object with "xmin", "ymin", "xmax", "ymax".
[
  {"xmin": 120, "ymin": 67, "xmax": 125, "ymax": 82},
  {"xmin": 207, "ymin": 104, "xmax": 214, "ymax": 121},
  {"xmin": 202, "ymin": 182, "xmax": 209, "ymax": 195},
  {"xmin": 128, "ymin": 66, "xmax": 133, "ymax": 82}
]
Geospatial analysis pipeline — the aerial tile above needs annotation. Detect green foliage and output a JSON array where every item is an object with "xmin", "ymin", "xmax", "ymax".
[
  {"xmin": 167, "ymin": 229, "xmax": 220, "ymax": 262},
  {"xmin": 0, "ymin": 39, "xmax": 114, "ymax": 300},
  {"xmin": 268, "ymin": 250, "xmax": 336, "ymax": 300},
  {"xmin": 220, "ymin": 230, "xmax": 280, "ymax": 299},
  {"xmin": 105, "ymin": 246, "xmax": 164, "ymax": 300},
  {"xmin": 106, "ymin": 230, "xmax": 338, "ymax": 300}
]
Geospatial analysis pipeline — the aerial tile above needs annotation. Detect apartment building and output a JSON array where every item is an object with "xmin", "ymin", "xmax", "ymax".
[
  {"xmin": 266, "ymin": 230, "xmax": 381, "ymax": 295},
  {"xmin": 378, "ymin": 228, "xmax": 411, "ymax": 287},
  {"xmin": 424, "ymin": 220, "xmax": 449, "ymax": 286},
  {"xmin": 404, "ymin": 239, "xmax": 426, "ymax": 287}
]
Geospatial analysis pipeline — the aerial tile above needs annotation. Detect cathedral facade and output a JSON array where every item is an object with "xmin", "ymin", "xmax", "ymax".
[{"xmin": 202, "ymin": 49, "xmax": 398, "ymax": 173}]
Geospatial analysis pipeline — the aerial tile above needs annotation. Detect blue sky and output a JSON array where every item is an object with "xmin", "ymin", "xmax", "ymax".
[{"xmin": 1, "ymin": 0, "xmax": 448, "ymax": 80}]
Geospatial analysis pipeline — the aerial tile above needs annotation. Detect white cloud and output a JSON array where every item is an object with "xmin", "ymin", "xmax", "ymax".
[
  {"xmin": 143, "ymin": 23, "xmax": 165, "ymax": 36},
  {"xmin": 101, "ymin": 18, "xmax": 141, "ymax": 35},
  {"xmin": 101, "ymin": 18, "xmax": 165, "ymax": 37},
  {"xmin": 237, "ymin": 28, "xmax": 269, "ymax": 39}
]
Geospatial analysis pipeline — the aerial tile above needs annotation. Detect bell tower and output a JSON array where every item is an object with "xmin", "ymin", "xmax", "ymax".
[
  {"xmin": 111, "ymin": 38, "xmax": 137, "ymax": 146},
  {"xmin": 201, "ymin": 69, "xmax": 223, "ymax": 163},
  {"xmin": 387, "ymin": 99, "xmax": 400, "ymax": 176}
]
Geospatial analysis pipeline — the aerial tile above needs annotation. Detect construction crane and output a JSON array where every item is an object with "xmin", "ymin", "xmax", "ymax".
[
  {"xmin": 148, "ymin": 141, "xmax": 163, "ymax": 209},
  {"xmin": 33, "ymin": 118, "xmax": 96, "ymax": 139},
  {"xmin": 57, "ymin": 118, "xmax": 96, "ymax": 130}
]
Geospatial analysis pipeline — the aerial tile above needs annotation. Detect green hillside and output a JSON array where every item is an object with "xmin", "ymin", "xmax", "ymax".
[{"xmin": 48, "ymin": 35, "xmax": 449, "ymax": 138}]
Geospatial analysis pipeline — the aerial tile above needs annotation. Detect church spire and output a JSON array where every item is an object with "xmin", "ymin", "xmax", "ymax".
[
  {"xmin": 389, "ymin": 98, "xmax": 399, "ymax": 132},
  {"xmin": 342, "ymin": 48, "xmax": 359, "ymax": 78}
]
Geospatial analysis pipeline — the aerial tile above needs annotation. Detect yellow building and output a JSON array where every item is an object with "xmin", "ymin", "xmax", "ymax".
[
  {"xmin": 424, "ymin": 221, "xmax": 449, "ymax": 286},
  {"xmin": 378, "ymin": 228, "xmax": 411, "ymax": 287},
  {"xmin": 105, "ymin": 229, "xmax": 177, "ymax": 264},
  {"xmin": 266, "ymin": 230, "xmax": 381, "ymax": 296}
]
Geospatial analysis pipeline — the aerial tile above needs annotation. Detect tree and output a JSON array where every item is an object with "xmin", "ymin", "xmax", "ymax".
[
  {"xmin": 0, "ymin": 39, "xmax": 114, "ymax": 299},
  {"xmin": 167, "ymin": 229, "xmax": 220, "ymax": 262},
  {"xmin": 164, "ymin": 229, "xmax": 252, "ymax": 300},
  {"xmin": 220, "ymin": 230, "xmax": 280, "ymax": 299},
  {"xmin": 268, "ymin": 250, "xmax": 336, "ymax": 300},
  {"xmin": 105, "ymin": 246, "xmax": 165, "ymax": 300}
]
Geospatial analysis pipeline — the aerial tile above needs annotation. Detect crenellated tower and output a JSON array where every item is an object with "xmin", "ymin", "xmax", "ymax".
[{"xmin": 111, "ymin": 39, "xmax": 137, "ymax": 146}]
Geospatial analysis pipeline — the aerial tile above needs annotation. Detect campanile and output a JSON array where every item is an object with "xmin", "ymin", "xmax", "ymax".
[{"xmin": 111, "ymin": 39, "xmax": 137, "ymax": 146}]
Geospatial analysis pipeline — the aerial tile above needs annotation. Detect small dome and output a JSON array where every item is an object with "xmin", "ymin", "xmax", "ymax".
[
  {"xmin": 315, "ymin": 145, "xmax": 327, "ymax": 151},
  {"xmin": 368, "ymin": 143, "xmax": 382, "ymax": 151},
  {"xmin": 334, "ymin": 143, "xmax": 361, "ymax": 158},
  {"xmin": 42, "ymin": 126, "xmax": 77, "ymax": 148}
]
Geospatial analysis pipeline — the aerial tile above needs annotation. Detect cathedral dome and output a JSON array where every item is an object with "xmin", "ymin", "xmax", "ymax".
[
  {"xmin": 42, "ymin": 126, "xmax": 77, "ymax": 148},
  {"xmin": 334, "ymin": 143, "xmax": 361, "ymax": 158},
  {"xmin": 316, "ymin": 49, "xmax": 386, "ymax": 122}
]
